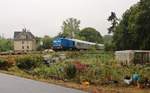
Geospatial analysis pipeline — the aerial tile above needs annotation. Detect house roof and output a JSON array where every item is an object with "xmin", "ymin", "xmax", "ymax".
[{"xmin": 14, "ymin": 29, "xmax": 35, "ymax": 40}]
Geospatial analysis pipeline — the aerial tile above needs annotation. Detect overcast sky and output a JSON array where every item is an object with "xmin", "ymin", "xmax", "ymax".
[{"xmin": 0, "ymin": 0, "xmax": 139, "ymax": 38}]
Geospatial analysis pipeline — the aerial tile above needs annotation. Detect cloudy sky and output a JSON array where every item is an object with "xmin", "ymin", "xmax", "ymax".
[{"xmin": 0, "ymin": 0, "xmax": 139, "ymax": 38}]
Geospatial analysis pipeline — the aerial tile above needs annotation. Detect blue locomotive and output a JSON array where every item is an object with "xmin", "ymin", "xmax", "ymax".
[{"xmin": 52, "ymin": 37, "xmax": 104, "ymax": 50}]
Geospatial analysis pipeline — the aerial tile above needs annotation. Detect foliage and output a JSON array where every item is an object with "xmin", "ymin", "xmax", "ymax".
[
  {"xmin": 73, "ymin": 61, "xmax": 88, "ymax": 72},
  {"xmin": 61, "ymin": 18, "xmax": 80, "ymax": 38},
  {"xmin": 36, "ymin": 37, "xmax": 43, "ymax": 51},
  {"xmin": 42, "ymin": 36, "xmax": 53, "ymax": 49},
  {"xmin": 0, "ymin": 52, "xmax": 149, "ymax": 87},
  {"xmin": 104, "ymin": 43, "xmax": 115, "ymax": 51},
  {"xmin": 36, "ymin": 36, "xmax": 53, "ymax": 50},
  {"xmin": 65, "ymin": 64, "xmax": 77, "ymax": 79},
  {"xmin": 0, "ymin": 38, "xmax": 13, "ymax": 52},
  {"xmin": 79, "ymin": 27, "xmax": 103, "ymax": 43},
  {"xmin": 65, "ymin": 52, "xmax": 81, "ymax": 58},
  {"xmin": 107, "ymin": 12, "xmax": 119, "ymax": 34},
  {"xmin": 113, "ymin": 0, "xmax": 150, "ymax": 50},
  {"xmin": 0, "ymin": 58, "xmax": 13, "ymax": 69},
  {"xmin": 88, "ymin": 45, "xmax": 97, "ymax": 52},
  {"xmin": 6, "ymin": 56, "xmax": 16, "ymax": 65},
  {"xmin": 33, "ymin": 66, "xmax": 58, "ymax": 78},
  {"xmin": 103, "ymin": 35, "xmax": 114, "ymax": 51},
  {"xmin": 0, "ymin": 59, "xmax": 7, "ymax": 68},
  {"xmin": 16, "ymin": 55, "xmax": 43, "ymax": 70}
]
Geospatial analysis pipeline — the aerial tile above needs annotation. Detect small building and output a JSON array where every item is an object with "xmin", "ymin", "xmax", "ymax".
[
  {"xmin": 14, "ymin": 28, "xmax": 36, "ymax": 52},
  {"xmin": 115, "ymin": 50, "xmax": 150, "ymax": 65}
]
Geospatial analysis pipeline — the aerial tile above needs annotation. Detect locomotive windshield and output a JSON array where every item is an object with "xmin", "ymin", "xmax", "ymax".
[{"xmin": 53, "ymin": 38, "xmax": 62, "ymax": 46}]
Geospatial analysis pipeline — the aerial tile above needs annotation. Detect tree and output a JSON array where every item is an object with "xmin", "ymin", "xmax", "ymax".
[
  {"xmin": 61, "ymin": 18, "xmax": 80, "ymax": 38},
  {"xmin": 113, "ymin": 4, "xmax": 140, "ymax": 50},
  {"xmin": 0, "ymin": 38, "xmax": 13, "ymax": 52},
  {"xmin": 134, "ymin": 0, "xmax": 150, "ymax": 49},
  {"xmin": 42, "ymin": 36, "xmax": 53, "ymax": 49},
  {"xmin": 35, "ymin": 37, "xmax": 43, "ymax": 51},
  {"xmin": 107, "ymin": 12, "xmax": 119, "ymax": 34},
  {"xmin": 113, "ymin": 0, "xmax": 150, "ymax": 50},
  {"xmin": 103, "ymin": 35, "xmax": 114, "ymax": 51},
  {"xmin": 79, "ymin": 27, "xmax": 103, "ymax": 43}
]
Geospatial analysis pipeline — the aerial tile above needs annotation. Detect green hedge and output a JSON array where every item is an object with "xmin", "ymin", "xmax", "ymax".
[
  {"xmin": 16, "ymin": 55, "xmax": 43, "ymax": 70},
  {"xmin": 65, "ymin": 64, "xmax": 77, "ymax": 79},
  {"xmin": 0, "ymin": 58, "xmax": 13, "ymax": 70}
]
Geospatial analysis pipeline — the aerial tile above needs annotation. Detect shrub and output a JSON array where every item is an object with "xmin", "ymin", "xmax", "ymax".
[
  {"xmin": 0, "ymin": 59, "xmax": 6, "ymax": 68},
  {"xmin": 65, "ymin": 64, "xmax": 77, "ymax": 79},
  {"xmin": 5, "ymin": 56, "xmax": 16, "ymax": 65},
  {"xmin": 33, "ymin": 66, "xmax": 55, "ymax": 78},
  {"xmin": 33, "ymin": 65, "xmax": 63, "ymax": 80},
  {"xmin": 0, "ymin": 58, "xmax": 13, "ymax": 70},
  {"xmin": 73, "ymin": 61, "xmax": 88, "ymax": 72},
  {"xmin": 16, "ymin": 55, "xmax": 43, "ymax": 70},
  {"xmin": 66, "ymin": 52, "xmax": 81, "ymax": 58}
]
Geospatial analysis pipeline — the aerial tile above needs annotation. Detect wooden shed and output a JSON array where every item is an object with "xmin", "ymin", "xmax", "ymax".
[{"xmin": 115, "ymin": 50, "xmax": 150, "ymax": 65}]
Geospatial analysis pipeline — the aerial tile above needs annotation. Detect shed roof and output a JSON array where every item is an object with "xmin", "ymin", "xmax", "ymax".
[{"xmin": 115, "ymin": 50, "xmax": 150, "ymax": 54}]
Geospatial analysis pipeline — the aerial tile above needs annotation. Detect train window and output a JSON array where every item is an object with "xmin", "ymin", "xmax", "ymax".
[
  {"xmin": 78, "ymin": 43, "xmax": 82, "ymax": 46},
  {"xmin": 73, "ymin": 42, "xmax": 75, "ymax": 45}
]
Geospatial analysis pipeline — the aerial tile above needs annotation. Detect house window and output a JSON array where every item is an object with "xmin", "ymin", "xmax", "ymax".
[
  {"xmin": 22, "ymin": 46, "xmax": 24, "ymax": 49},
  {"xmin": 27, "ymin": 46, "xmax": 29, "ymax": 49},
  {"xmin": 22, "ymin": 41, "xmax": 24, "ymax": 44}
]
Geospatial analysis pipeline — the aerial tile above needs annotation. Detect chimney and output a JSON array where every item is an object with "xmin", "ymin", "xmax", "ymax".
[{"xmin": 22, "ymin": 28, "xmax": 27, "ymax": 32}]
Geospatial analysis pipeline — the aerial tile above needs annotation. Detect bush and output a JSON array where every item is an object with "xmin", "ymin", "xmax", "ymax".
[
  {"xmin": 66, "ymin": 52, "xmax": 81, "ymax": 58},
  {"xmin": 0, "ymin": 59, "xmax": 6, "ymax": 68},
  {"xmin": 65, "ymin": 64, "xmax": 77, "ymax": 79},
  {"xmin": 0, "ymin": 58, "xmax": 13, "ymax": 70},
  {"xmin": 6, "ymin": 56, "xmax": 16, "ymax": 65},
  {"xmin": 33, "ymin": 65, "xmax": 64, "ymax": 80},
  {"xmin": 73, "ymin": 61, "xmax": 88, "ymax": 72},
  {"xmin": 16, "ymin": 55, "xmax": 43, "ymax": 70},
  {"xmin": 33, "ymin": 66, "xmax": 56, "ymax": 78}
]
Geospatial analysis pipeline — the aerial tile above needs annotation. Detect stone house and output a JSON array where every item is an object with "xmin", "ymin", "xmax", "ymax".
[{"xmin": 14, "ymin": 28, "xmax": 36, "ymax": 52}]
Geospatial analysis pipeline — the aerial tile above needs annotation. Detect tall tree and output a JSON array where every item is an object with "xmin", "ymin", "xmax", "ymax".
[
  {"xmin": 61, "ymin": 18, "xmax": 80, "ymax": 38},
  {"xmin": 103, "ymin": 35, "xmax": 114, "ymax": 51},
  {"xmin": 113, "ymin": 0, "xmax": 150, "ymax": 50},
  {"xmin": 79, "ymin": 27, "xmax": 103, "ymax": 43},
  {"xmin": 0, "ymin": 38, "xmax": 13, "ymax": 52},
  {"xmin": 35, "ymin": 37, "xmax": 43, "ymax": 51},
  {"xmin": 107, "ymin": 12, "xmax": 119, "ymax": 34},
  {"xmin": 42, "ymin": 35, "xmax": 53, "ymax": 49},
  {"xmin": 134, "ymin": 0, "xmax": 150, "ymax": 49}
]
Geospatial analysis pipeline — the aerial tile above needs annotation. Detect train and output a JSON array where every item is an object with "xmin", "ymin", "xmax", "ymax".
[{"xmin": 52, "ymin": 37, "xmax": 104, "ymax": 50}]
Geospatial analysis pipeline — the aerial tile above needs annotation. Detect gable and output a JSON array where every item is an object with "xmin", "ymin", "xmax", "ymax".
[{"xmin": 14, "ymin": 31, "xmax": 35, "ymax": 41}]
